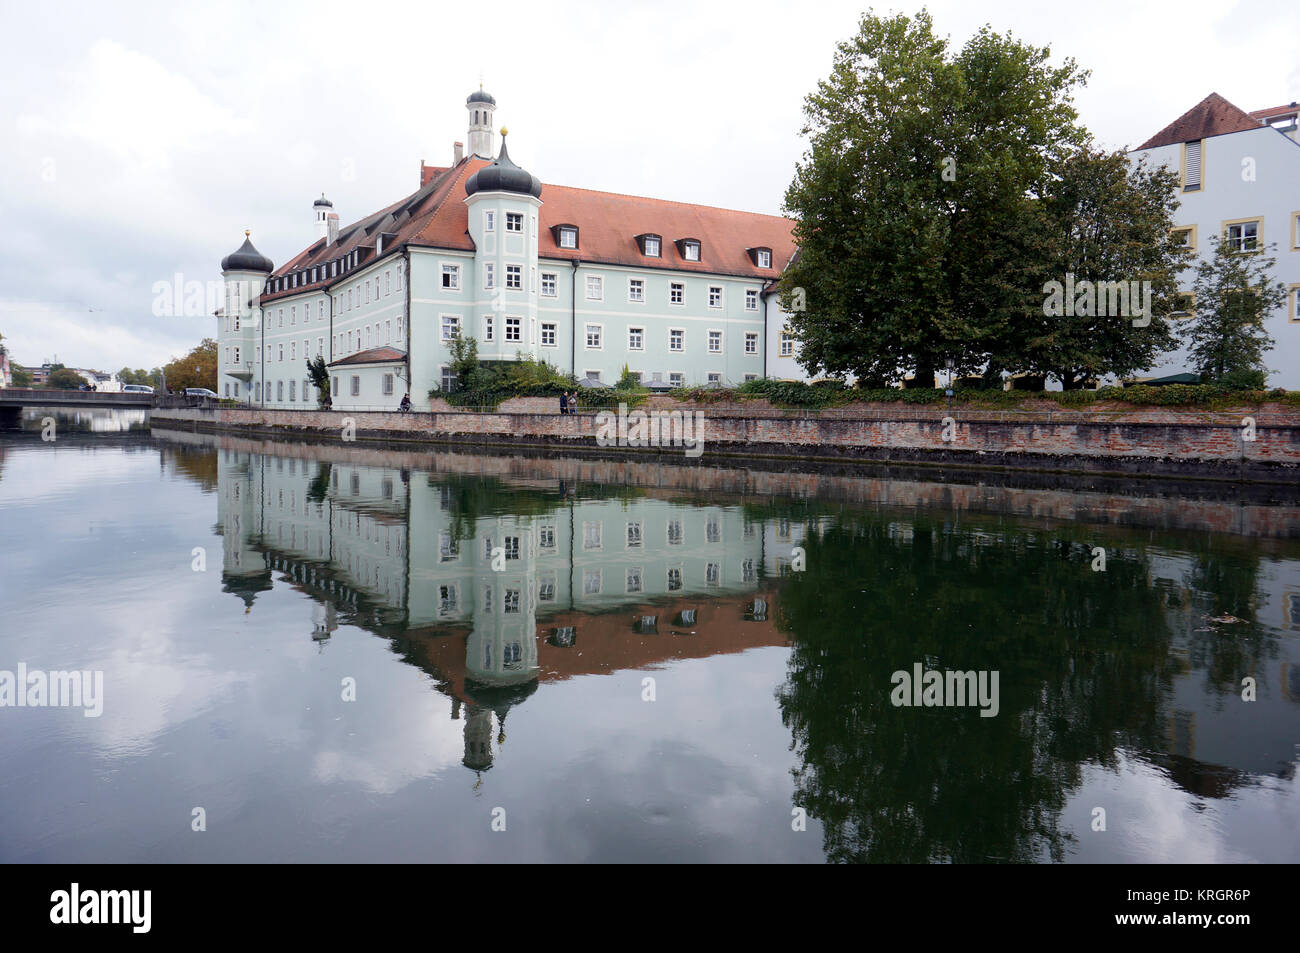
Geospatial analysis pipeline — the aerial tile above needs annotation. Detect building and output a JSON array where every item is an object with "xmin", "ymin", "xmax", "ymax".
[
  {"xmin": 217, "ymin": 89, "xmax": 798, "ymax": 409},
  {"xmin": 1127, "ymin": 93, "xmax": 1300, "ymax": 388}
]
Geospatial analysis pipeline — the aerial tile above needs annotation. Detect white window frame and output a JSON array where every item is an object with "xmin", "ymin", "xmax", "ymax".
[
  {"xmin": 540, "ymin": 322, "xmax": 557, "ymax": 347},
  {"xmin": 627, "ymin": 278, "xmax": 644, "ymax": 303},
  {"xmin": 585, "ymin": 274, "xmax": 603, "ymax": 301},
  {"xmin": 669, "ymin": 372, "xmax": 684, "ymax": 387},
  {"xmin": 628, "ymin": 326, "xmax": 644, "ymax": 351},
  {"xmin": 669, "ymin": 282, "xmax": 684, "ymax": 306},
  {"xmin": 707, "ymin": 328, "xmax": 723, "ymax": 354},
  {"xmin": 779, "ymin": 332, "xmax": 794, "ymax": 357},
  {"xmin": 683, "ymin": 241, "xmax": 700, "ymax": 261},
  {"xmin": 506, "ymin": 264, "xmax": 522, "ymax": 290},
  {"xmin": 482, "ymin": 314, "xmax": 494, "ymax": 342},
  {"xmin": 745, "ymin": 289, "xmax": 759, "ymax": 311},
  {"xmin": 744, "ymin": 331, "xmax": 758, "ymax": 354},
  {"xmin": 441, "ymin": 263, "xmax": 461, "ymax": 291},
  {"xmin": 483, "ymin": 263, "xmax": 495, "ymax": 290},
  {"xmin": 441, "ymin": 314, "xmax": 461, "ymax": 342},
  {"xmin": 668, "ymin": 327, "xmax": 684, "ymax": 352},
  {"xmin": 484, "ymin": 210, "xmax": 495, "ymax": 232},
  {"xmin": 757, "ymin": 249, "xmax": 772, "ymax": 268},
  {"xmin": 505, "ymin": 316, "xmax": 522, "ymax": 342},
  {"xmin": 541, "ymin": 272, "xmax": 557, "ymax": 297},
  {"xmin": 585, "ymin": 323, "xmax": 603, "ymax": 349},
  {"xmin": 644, "ymin": 236, "xmax": 660, "ymax": 258},
  {"xmin": 505, "ymin": 212, "xmax": 523, "ymax": 233},
  {"xmin": 559, "ymin": 226, "xmax": 578, "ymax": 249},
  {"xmin": 708, "ymin": 286, "xmax": 723, "ymax": 309}
]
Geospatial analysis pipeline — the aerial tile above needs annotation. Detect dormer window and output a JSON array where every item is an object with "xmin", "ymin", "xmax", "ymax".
[
  {"xmin": 677, "ymin": 239, "xmax": 701, "ymax": 262},
  {"xmin": 637, "ymin": 234, "xmax": 662, "ymax": 257},
  {"xmin": 555, "ymin": 225, "xmax": 578, "ymax": 249},
  {"xmin": 747, "ymin": 246, "xmax": 773, "ymax": 268}
]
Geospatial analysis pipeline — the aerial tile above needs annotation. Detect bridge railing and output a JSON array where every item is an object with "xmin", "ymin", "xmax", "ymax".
[{"xmin": 0, "ymin": 388, "xmax": 153, "ymax": 405}]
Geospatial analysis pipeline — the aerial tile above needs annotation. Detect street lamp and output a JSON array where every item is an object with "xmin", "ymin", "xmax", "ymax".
[{"xmin": 945, "ymin": 358, "xmax": 955, "ymax": 416}]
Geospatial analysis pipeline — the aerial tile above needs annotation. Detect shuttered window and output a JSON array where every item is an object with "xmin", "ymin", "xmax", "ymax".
[{"xmin": 1183, "ymin": 140, "xmax": 1202, "ymax": 191}]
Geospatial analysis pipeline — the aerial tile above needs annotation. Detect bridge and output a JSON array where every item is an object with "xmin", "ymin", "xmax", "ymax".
[{"xmin": 0, "ymin": 388, "xmax": 155, "ymax": 428}]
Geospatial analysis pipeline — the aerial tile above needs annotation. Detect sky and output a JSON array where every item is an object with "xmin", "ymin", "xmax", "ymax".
[{"xmin": 1, "ymin": 0, "xmax": 1298, "ymax": 373}]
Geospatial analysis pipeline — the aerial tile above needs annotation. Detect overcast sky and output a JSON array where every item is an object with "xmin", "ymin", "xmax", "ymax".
[{"xmin": 2, "ymin": 0, "xmax": 1297, "ymax": 372}]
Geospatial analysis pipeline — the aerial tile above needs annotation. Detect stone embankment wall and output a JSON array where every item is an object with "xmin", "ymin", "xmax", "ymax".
[{"xmin": 149, "ymin": 396, "xmax": 1300, "ymax": 481}]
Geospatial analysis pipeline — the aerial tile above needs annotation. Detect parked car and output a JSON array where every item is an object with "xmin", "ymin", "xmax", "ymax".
[
  {"xmin": 122, "ymin": 384, "xmax": 154, "ymax": 393},
  {"xmin": 183, "ymin": 388, "xmax": 219, "ymax": 398}
]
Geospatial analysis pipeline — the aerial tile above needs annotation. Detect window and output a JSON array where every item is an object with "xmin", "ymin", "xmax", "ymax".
[
  {"xmin": 483, "ymin": 315, "xmax": 494, "ymax": 342},
  {"xmin": 506, "ymin": 212, "xmax": 523, "ymax": 232},
  {"xmin": 582, "ymin": 571, "xmax": 601, "ymax": 595},
  {"xmin": 746, "ymin": 289, "xmax": 759, "ymax": 311},
  {"xmin": 583, "ymin": 522, "xmax": 602, "ymax": 551},
  {"xmin": 780, "ymin": 332, "xmax": 794, "ymax": 357},
  {"xmin": 484, "ymin": 211, "xmax": 495, "ymax": 232},
  {"xmin": 628, "ymin": 278, "xmax": 644, "ymax": 302},
  {"xmin": 559, "ymin": 226, "xmax": 577, "ymax": 248},
  {"xmin": 626, "ymin": 522, "xmax": 642, "ymax": 547},
  {"xmin": 384, "ymin": 272, "xmax": 390, "ymax": 296},
  {"xmin": 289, "ymin": 379, "xmax": 297, "ymax": 402},
  {"xmin": 669, "ymin": 328, "xmax": 684, "ymax": 351},
  {"xmin": 1292, "ymin": 212, "xmax": 1300, "ymax": 250},
  {"xmin": 331, "ymin": 376, "xmax": 338, "ymax": 395},
  {"xmin": 585, "ymin": 324, "xmax": 602, "ymax": 348},
  {"xmin": 278, "ymin": 344, "xmax": 284, "ymax": 362},
  {"xmin": 669, "ymin": 372, "xmax": 684, "ymax": 387},
  {"xmin": 541, "ymin": 272, "xmax": 557, "ymax": 297},
  {"xmin": 255, "ymin": 382, "xmax": 261, "ymax": 401},
  {"xmin": 708, "ymin": 286, "xmax": 722, "ymax": 308},
  {"xmin": 757, "ymin": 249, "xmax": 771, "ymax": 268},
  {"xmin": 233, "ymin": 346, "xmax": 240, "ymax": 364},
  {"xmin": 744, "ymin": 373, "xmax": 758, "ymax": 381},
  {"xmin": 667, "ymin": 568, "xmax": 682, "ymax": 591},
  {"xmin": 708, "ymin": 329, "xmax": 722, "ymax": 353},
  {"xmin": 319, "ymin": 300, "xmax": 325, "ymax": 320},
  {"xmin": 442, "ymin": 264, "xmax": 460, "ymax": 290},
  {"xmin": 667, "ymin": 520, "xmax": 682, "ymax": 545},
  {"xmin": 223, "ymin": 383, "xmax": 229, "ymax": 398},
  {"xmin": 440, "ymin": 366, "xmax": 456, "ymax": 392},
  {"xmin": 291, "ymin": 305, "xmax": 296, "ymax": 325},
  {"xmin": 628, "ymin": 327, "xmax": 643, "ymax": 350},
  {"xmin": 670, "ymin": 282, "xmax": 684, "ymax": 305},
  {"xmin": 365, "ymin": 281, "xmax": 370, "ymax": 304},
  {"xmin": 586, "ymin": 275, "xmax": 603, "ymax": 300},
  {"xmin": 585, "ymin": 370, "xmax": 601, "ymax": 384},
  {"xmin": 278, "ymin": 308, "xmax": 284, "ymax": 327},
  {"xmin": 541, "ymin": 322, "xmax": 556, "ymax": 346},
  {"xmin": 1223, "ymin": 218, "xmax": 1261, "ymax": 252},
  {"xmin": 626, "ymin": 567, "xmax": 643, "ymax": 593},
  {"xmin": 506, "ymin": 265, "xmax": 521, "ymax": 289},
  {"xmin": 506, "ymin": 317, "xmax": 521, "ymax": 342},
  {"xmin": 1171, "ymin": 292, "xmax": 1196, "ymax": 319},
  {"xmin": 1172, "ymin": 226, "xmax": 1195, "ymax": 248},
  {"xmin": 644, "ymin": 236, "xmax": 660, "ymax": 257},
  {"xmin": 683, "ymin": 240, "xmax": 700, "ymax": 261},
  {"xmin": 277, "ymin": 380, "xmax": 284, "ymax": 401},
  {"xmin": 707, "ymin": 372, "xmax": 722, "ymax": 385},
  {"xmin": 291, "ymin": 342, "xmax": 297, "ymax": 361},
  {"xmin": 442, "ymin": 315, "xmax": 460, "ymax": 341},
  {"xmin": 538, "ymin": 525, "xmax": 556, "ymax": 550},
  {"xmin": 1290, "ymin": 285, "xmax": 1300, "ymax": 323},
  {"xmin": 483, "ymin": 263, "xmax": 494, "ymax": 289},
  {"xmin": 706, "ymin": 562, "xmax": 720, "ymax": 586},
  {"xmin": 350, "ymin": 376, "xmax": 360, "ymax": 396},
  {"xmin": 383, "ymin": 322, "xmax": 389, "ymax": 346},
  {"xmin": 1182, "ymin": 139, "xmax": 1203, "ymax": 192},
  {"xmin": 382, "ymin": 374, "xmax": 393, "ymax": 396},
  {"xmin": 745, "ymin": 332, "xmax": 758, "ymax": 354},
  {"xmin": 504, "ymin": 536, "xmax": 520, "ymax": 560}
]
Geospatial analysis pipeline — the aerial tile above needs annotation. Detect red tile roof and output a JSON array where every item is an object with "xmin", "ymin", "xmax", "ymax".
[
  {"xmin": 1136, "ymin": 93, "xmax": 1263, "ymax": 150},
  {"xmin": 327, "ymin": 346, "xmax": 406, "ymax": 367},
  {"xmin": 260, "ymin": 150, "xmax": 795, "ymax": 301},
  {"xmin": 1249, "ymin": 102, "xmax": 1299, "ymax": 122}
]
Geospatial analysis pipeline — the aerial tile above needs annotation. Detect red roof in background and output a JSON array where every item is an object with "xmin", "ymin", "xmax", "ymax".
[
  {"xmin": 1136, "ymin": 93, "xmax": 1263, "ymax": 150},
  {"xmin": 1249, "ymin": 102, "xmax": 1299, "ymax": 122},
  {"xmin": 327, "ymin": 346, "xmax": 406, "ymax": 367},
  {"xmin": 261, "ymin": 149, "xmax": 795, "ymax": 301}
]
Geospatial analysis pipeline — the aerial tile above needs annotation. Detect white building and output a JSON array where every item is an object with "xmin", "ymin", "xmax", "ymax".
[
  {"xmin": 217, "ymin": 88, "xmax": 796, "ymax": 409},
  {"xmin": 1127, "ymin": 93, "xmax": 1300, "ymax": 388}
]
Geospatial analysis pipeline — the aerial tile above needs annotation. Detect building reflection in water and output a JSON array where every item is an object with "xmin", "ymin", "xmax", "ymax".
[
  {"xmin": 210, "ymin": 443, "xmax": 797, "ymax": 782},
  {"xmin": 197, "ymin": 437, "xmax": 1300, "ymax": 860}
]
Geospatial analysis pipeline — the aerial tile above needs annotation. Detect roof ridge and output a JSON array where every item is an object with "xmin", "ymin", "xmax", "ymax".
[
  {"xmin": 542, "ymin": 180, "xmax": 793, "ymax": 222},
  {"xmin": 1135, "ymin": 92, "xmax": 1262, "ymax": 151}
]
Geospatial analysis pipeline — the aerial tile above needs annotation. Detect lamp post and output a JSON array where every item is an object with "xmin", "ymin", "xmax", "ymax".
[
  {"xmin": 945, "ymin": 358, "xmax": 955, "ymax": 417},
  {"xmin": 244, "ymin": 362, "xmax": 253, "ymax": 406}
]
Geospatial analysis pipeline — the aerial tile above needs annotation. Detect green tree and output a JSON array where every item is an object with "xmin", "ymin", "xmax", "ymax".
[
  {"xmin": 1186, "ymin": 235, "xmax": 1284, "ymax": 384},
  {"xmin": 306, "ymin": 355, "xmax": 331, "ymax": 407},
  {"xmin": 1013, "ymin": 147, "xmax": 1188, "ymax": 388},
  {"xmin": 780, "ymin": 10, "xmax": 1088, "ymax": 384},
  {"xmin": 11, "ymin": 364, "xmax": 32, "ymax": 386},
  {"xmin": 48, "ymin": 368, "xmax": 86, "ymax": 389}
]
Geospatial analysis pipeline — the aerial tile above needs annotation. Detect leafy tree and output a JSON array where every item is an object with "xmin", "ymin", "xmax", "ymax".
[
  {"xmin": 1186, "ymin": 235, "xmax": 1284, "ymax": 384},
  {"xmin": 48, "ymin": 368, "xmax": 86, "ymax": 389},
  {"xmin": 306, "ymin": 355, "xmax": 331, "ymax": 407},
  {"xmin": 162, "ymin": 338, "xmax": 218, "ymax": 392},
  {"xmin": 1013, "ymin": 147, "xmax": 1188, "ymax": 388},
  {"xmin": 780, "ymin": 10, "xmax": 1088, "ymax": 384},
  {"xmin": 11, "ymin": 364, "xmax": 32, "ymax": 386}
]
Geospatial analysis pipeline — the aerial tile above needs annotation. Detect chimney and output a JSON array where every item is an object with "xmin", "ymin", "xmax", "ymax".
[
  {"xmin": 454, "ymin": 141, "xmax": 464, "ymax": 164},
  {"xmin": 327, "ymin": 212, "xmax": 339, "ymax": 246}
]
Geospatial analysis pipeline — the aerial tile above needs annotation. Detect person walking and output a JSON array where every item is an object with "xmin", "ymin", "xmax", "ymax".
[{"xmin": 559, "ymin": 391, "xmax": 569, "ymax": 415}]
